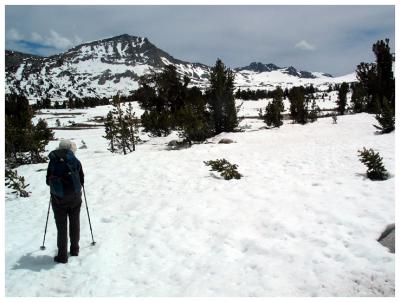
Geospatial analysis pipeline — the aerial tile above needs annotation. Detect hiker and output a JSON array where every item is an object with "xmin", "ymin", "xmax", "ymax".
[{"xmin": 46, "ymin": 139, "xmax": 84, "ymax": 264}]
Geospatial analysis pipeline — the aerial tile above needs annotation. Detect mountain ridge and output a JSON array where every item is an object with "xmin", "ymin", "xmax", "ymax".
[{"xmin": 5, "ymin": 34, "xmax": 353, "ymax": 101}]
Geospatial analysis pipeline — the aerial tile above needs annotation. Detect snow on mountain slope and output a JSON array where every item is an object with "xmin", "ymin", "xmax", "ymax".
[
  {"xmin": 5, "ymin": 108, "xmax": 394, "ymax": 297},
  {"xmin": 233, "ymin": 61, "xmax": 355, "ymax": 90},
  {"xmin": 5, "ymin": 34, "xmax": 211, "ymax": 102},
  {"xmin": 6, "ymin": 35, "xmax": 357, "ymax": 103},
  {"xmin": 235, "ymin": 68, "xmax": 356, "ymax": 90}
]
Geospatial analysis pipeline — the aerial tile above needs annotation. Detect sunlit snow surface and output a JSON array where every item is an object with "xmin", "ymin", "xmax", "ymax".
[{"xmin": 5, "ymin": 101, "xmax": 394, "ymax": 297}]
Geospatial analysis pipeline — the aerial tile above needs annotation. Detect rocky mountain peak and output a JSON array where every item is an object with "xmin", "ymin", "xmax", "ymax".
[
  {"xmin": 236, "ymin": 62, "xmax": 280, "ymax": 72},
  {"xmin": 5, "ymin": 34, "xmax": 211, "ymax": 100}
]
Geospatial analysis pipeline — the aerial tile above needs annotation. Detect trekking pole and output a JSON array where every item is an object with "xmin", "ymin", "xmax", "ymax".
[
  {"xmin": 83, "ymin": 186, "xmax": 96, "ymax": 246},
  {"xmin": 40, "ymin": 197, "xmax": 51, "ymax": 250}
]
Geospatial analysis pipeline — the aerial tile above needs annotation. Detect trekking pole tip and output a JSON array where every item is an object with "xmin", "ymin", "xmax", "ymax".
[{"xmin": 40, "ymin": 246, "xmax": 46, "ymax": 250}]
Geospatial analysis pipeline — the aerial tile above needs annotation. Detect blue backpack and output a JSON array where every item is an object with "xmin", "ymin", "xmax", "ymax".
[{"xmin": 48, "ymin": 149, "xmax": 82, "ymax": 198}]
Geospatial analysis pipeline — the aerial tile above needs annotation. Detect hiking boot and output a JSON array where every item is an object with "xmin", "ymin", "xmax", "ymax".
[
  {"xmin": 54, "ymin": 255, "xmax": 68, "ymax": 264},
  {"xmin": 70, "ymin": 250, "xmax": 79, "ymax": 256}
]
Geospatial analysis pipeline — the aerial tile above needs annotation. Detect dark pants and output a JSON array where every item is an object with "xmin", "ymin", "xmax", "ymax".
[{"xmin": 51, "ymin": 192, "xmax": 82, "ymax": 260}]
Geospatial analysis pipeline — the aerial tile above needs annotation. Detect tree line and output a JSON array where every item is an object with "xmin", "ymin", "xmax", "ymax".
[
  {"xmin": 104, "ymin": 59, "xmax": 239, "ymax": 154},
  {"xmin": 353, "ymin": 39, "xmax": 395, "ymax": 133},
  {"xmin": 33, "ymin": 96, "xmax": 110, "ymax": 110},
  {"xmin": 235, "ymin": 85, "xmax": 317, "ymax": 101},
  {"xmin": 6, "ymin": 38, "xmax": 395, "ymax": 161},
  {"xmin": 5, "ymin": 94, "xmax": 54, "ymax": 168}
]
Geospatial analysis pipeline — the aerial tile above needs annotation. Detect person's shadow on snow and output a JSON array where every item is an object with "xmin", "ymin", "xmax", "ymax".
[{"xmin": 12, "ymin": 252, "xmax": 56, "ymax": 272}]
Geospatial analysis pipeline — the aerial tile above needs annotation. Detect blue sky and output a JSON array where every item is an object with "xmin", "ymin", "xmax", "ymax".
[{"xmin": 5, "ymin": 5, "xmax": 395, "ymax": 75}]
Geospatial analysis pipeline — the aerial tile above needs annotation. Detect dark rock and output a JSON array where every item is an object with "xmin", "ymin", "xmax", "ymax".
[
  {"xmin": 167, "ymin": 140, "xmax": 191, "ymax": 150},
  {"xmin": 236, "ymin": 62, "xmax": 280, "ymax": 73},
  {"xmin": 378, "ymin": 223, "xmax": 395, "ymax": 253},
  {"xmin": 282, "ymin": 66, "xmax": 317, "ymax": 79}
]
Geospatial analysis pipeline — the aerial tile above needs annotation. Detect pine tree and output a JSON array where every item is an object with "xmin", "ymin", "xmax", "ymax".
[
  {"xmin": 141, "ymin": 110, "xmax": 171, "ymax": 137},
  {"xmin": 374, "ymin": 97, "xmax": 395, "ymax": 134},
  {"xmin": 113, "ymin": 96, "xmax": 129, "ymax": 155},
  {"xmin": 356, "ymin": 39, "xmax": 395, "ymax": 113},
  {"xmin": 135, "ymin": 64, "xmax": 212, "ymax": 141},
  {"xmin": 30, "ymin": 119, "xmax": 54, "ymax": 163},
  {"xmin": 104, "ymin": 111, "xmax": 117, "ymax": 153},
  {"xmin": 288, "ymin": 86, "xmax": 308, "ymax": 124},
  {"xmin": 283, "ymin": 87, "xmax": 289, "ymax": 98},
  {"xmin": 5, "ymin": 94, "xmax": 53, "ymax": 167},
  {"xmin": 272, "ymin": 86, "xmax": 284, "ymax": 101},
  {"xmin": 309, "ymin": 100, "xmax": 319, "ymax": 122},
  {"xmin": 104, "ymin": 97, "xmax": 139, "ymax": 154},
  {"xmin": 337, "ymin": 82, "xmax": 349, "ymax": 115},
  {"xmin": 351, "ymin": 82, "xmax": 368, "ymax": 113},
  {"xmin": 356, "ymin": 62, "xmax": 378, "ymax": 113},
  {"xmin": 43, "ymin": 98, "xmax": 52, "ymax": 109},
  {"xmin": 262, "ymin": 99, "xmax": 284, "ymax": 128},
  {"xmin": 206, "ymin": 59, "xmax": 238, "ymax": 134},
  {"xmin": 373, "ymin": 39, "xmax": 395, "ymax": 109},
  {"xmin": 358, "ymin": 147, "xmax": 389, "ymax": 180},
  {"xmin": 136, "ymin": 65, "xmax": 188, "ymax": 136},
  {"xmin": 125, "ymin": 102, "xmax": 140, "ymax": 152},
  {"xmin": 176, "ymin": 87, "xmax": 211, "ymax": 143}
]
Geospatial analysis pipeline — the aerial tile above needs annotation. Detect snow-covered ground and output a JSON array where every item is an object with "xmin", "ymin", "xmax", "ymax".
[
  {"xmin": 237, "ymin": 91, "xmax": 341, "ymax": 118},
  {"xmin": 5, "ymin": 103, "xmax": 395, "ymax": 296}
]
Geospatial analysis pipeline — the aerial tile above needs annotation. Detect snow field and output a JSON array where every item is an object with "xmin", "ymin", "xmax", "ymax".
[
  {"xmin": 5, "ymin": 109, "xmax": 395, "ymax": 296},
  {"xmin": 234, "ymin": 71, "xmax": 357, "ymax": 91}
]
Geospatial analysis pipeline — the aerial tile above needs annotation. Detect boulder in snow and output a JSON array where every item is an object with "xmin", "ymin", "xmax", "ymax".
[
  {"xmin": 218, "ymin": 138, "xmax": 234, "ymax": 144},
  {"xmin": 377, "ymin": 223, "xmax": 395, "ymax": 253},
  {"xmin": 167, "ymin": 140, "xmax": 191, "ymax": 150}
]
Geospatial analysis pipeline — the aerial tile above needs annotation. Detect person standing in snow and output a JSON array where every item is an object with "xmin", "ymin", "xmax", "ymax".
[{"xmin": 46, "ymin": 139, "xmax": 84, "ymax": 264}]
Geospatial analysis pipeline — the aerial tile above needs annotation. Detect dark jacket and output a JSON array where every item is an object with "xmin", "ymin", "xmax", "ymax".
[{"xmin": 46, "ymin": 149, "xmax": 84, "ymax": 198}]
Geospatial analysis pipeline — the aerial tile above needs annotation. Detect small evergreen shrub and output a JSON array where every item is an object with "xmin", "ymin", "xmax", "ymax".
[
  {"xmin": 5, "ymin": 169, "xmax": 31, "ymax": 197},
  {"xmin": 204, "ymin": 158, "xmax": 242, "ymax": 180},
  {"xmin": 358, "ymin": 147, "xmax": 389, "ymax": 180}
]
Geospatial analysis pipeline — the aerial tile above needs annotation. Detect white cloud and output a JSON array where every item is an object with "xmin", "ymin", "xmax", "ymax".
[
  {"xmin": 294, "ymin": 40, "xmax": 316, "ymax": 51},
  {"xmin": 31, "ymin": 32, "xmax": 43, "ymax": 42},
  {"xmin": 42, "ymin": 29, "xmax": 75, "ymax": 49},
  {"xmin": 7, "ymin": 28, "xmax": 82, "ymax": 50},
  {"xmin": 6, "ymin": 28, "xmax": 23, "ymax": 41}
]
